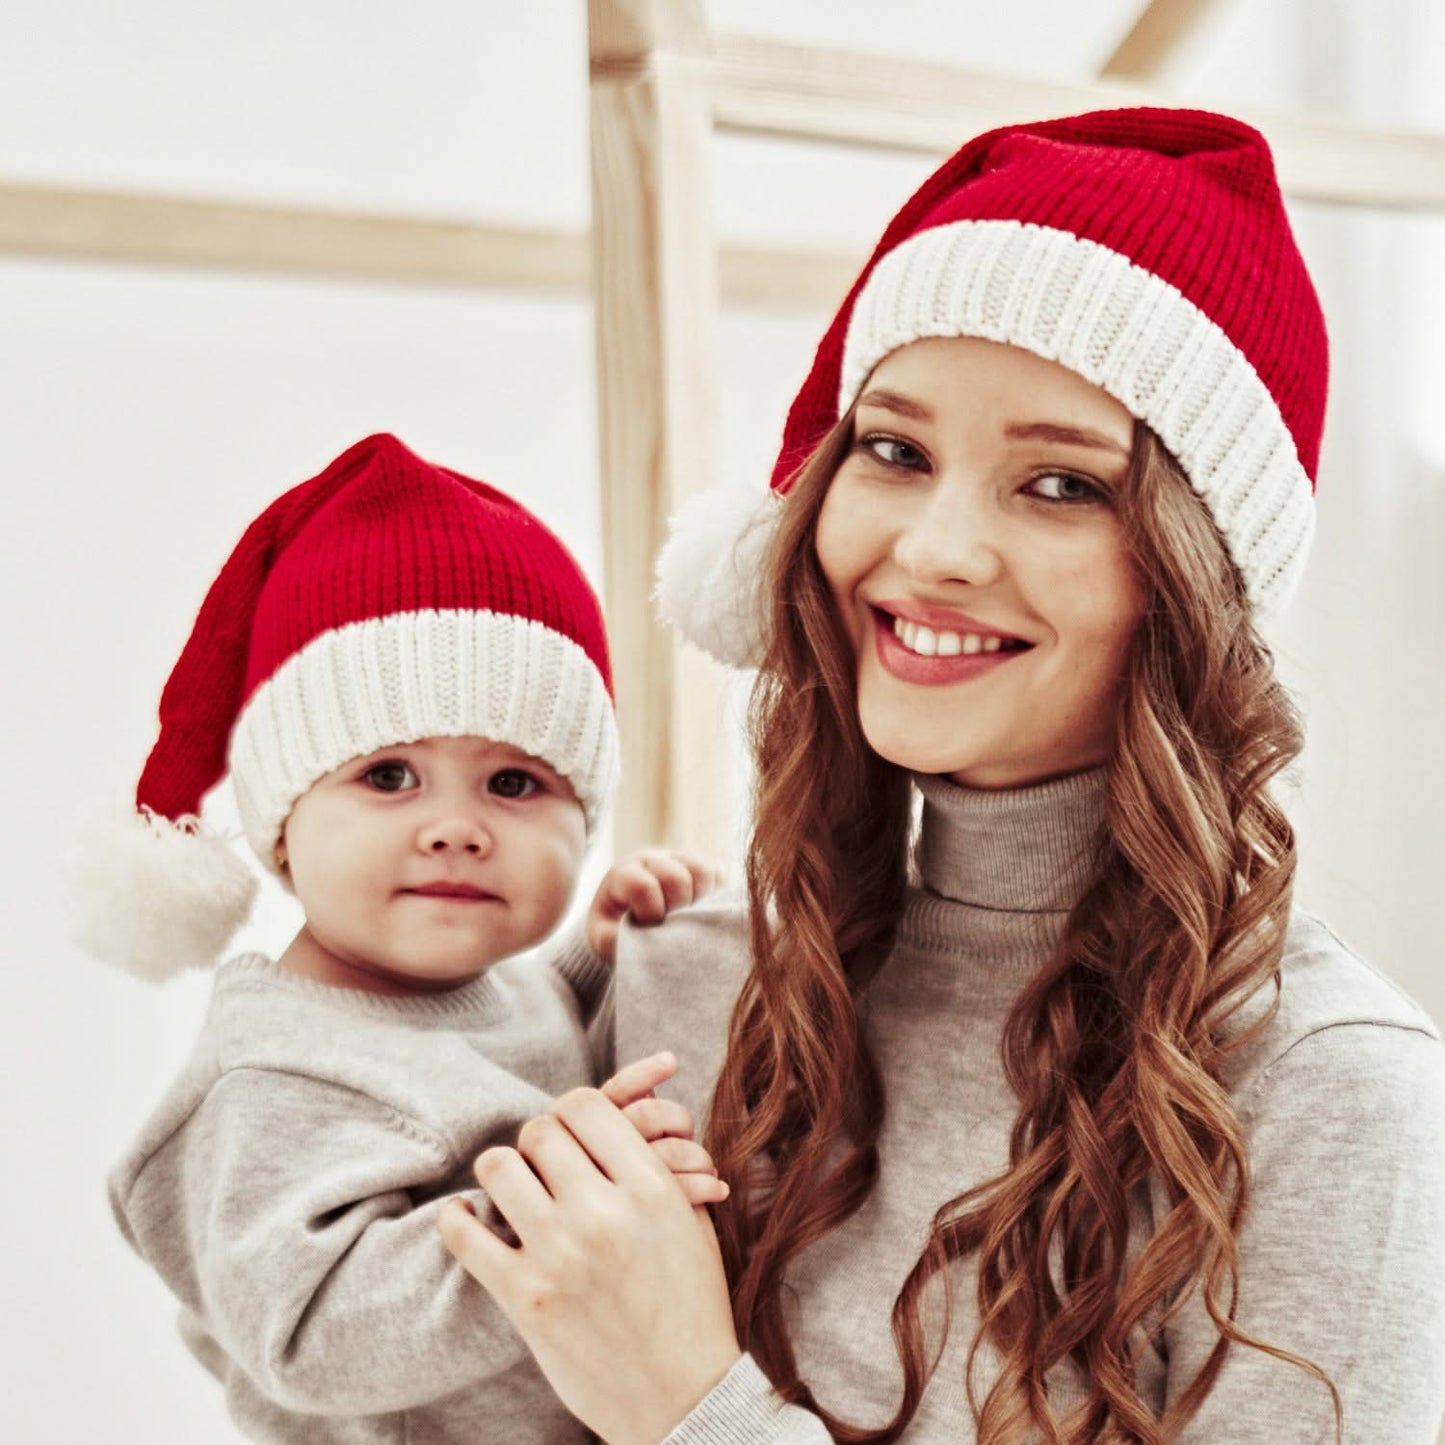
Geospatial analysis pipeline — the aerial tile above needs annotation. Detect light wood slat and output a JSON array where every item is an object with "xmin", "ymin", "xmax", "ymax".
[
  {"xmin": 0, "ymin": 181, "xmax": 858, "ymax": 310},
  {"xmin": 0, "ymin": 183, "xmax": 588, "ymax": 290},
  {"xmin": 589, "ymin": 0, "xmax": 735, "ymax": 858},
  {"xmin": 707, "ymin": 31, "xmax": 1445, "ymax": 211},
  {"xmin": 1099, "ymin": 0, "xmax": 1225, "ymax": 80}
]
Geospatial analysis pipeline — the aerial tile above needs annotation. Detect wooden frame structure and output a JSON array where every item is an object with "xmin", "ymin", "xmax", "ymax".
[
  {"xmin": 584, "ymin": 0, "xmax": 1445, "ymax": 855},
  {"xmin": 5, "ymin": 0, "xmax": 1444, "ymax": 855}
]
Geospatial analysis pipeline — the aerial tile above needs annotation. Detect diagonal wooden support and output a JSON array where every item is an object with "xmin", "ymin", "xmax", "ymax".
[{"xmin": 1099, "ymin": 0, "xmax": 1226, "ymax": 81}]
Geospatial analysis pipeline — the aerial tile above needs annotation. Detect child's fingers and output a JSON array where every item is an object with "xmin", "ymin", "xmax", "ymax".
[
  {"xmin": 615, "ymin": 862, "xmax": 670, "ymax": 924},
  {"xmin": 673, "ymin": 853, "xmax": 724, "ymax": 897},
  {"xmin": 599, "ymin": 1052, "xmax": 679, "ymax": 1110},
  {"xmin": 585, "ymin": 912, "xmax": 621, "ymax": 963},
  {"xmin": 585, "ymin": 866, "xmax": 663, "ymax": 959},
  {"xmin": 622, "ymin": 1095, "xmax": 695, "ymax": 1142},
  {"xmin": 630, "ymin": 852, "xmax": 702, "ymax": 921},
  {"xmin": 647, "ymin": 1136, "xmax": 718, "ymax": 1177},
  {"xmin": 674, "ymin": 1172, "xmax": 731, "ymax": 1207},
  {"xmin": 594, "ymin": 865, "xmax": 661, "ymax": 922}
]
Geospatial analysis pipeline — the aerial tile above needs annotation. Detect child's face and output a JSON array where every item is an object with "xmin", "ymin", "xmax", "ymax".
[{"xmin": 276, "ymin": 736, "xmax": 587, "ymax": 994}]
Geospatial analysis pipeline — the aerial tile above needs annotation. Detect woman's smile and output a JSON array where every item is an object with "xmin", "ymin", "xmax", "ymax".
[
  {"xmin": 815, "ymin": 335, "xmax": 1144, "ymax": 788},
  {"xmin": 870, "ymin": 605, "xmax": 1033, "ymax": 685}
]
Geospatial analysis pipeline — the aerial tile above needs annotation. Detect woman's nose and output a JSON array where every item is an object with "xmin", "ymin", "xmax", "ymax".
[
  {"xmin": 417, "ymin": 815, "xmax": 493, "ymax": 857},
  {"xmin": 892, "ymin": 481, "xmax": 1005, "ymax": 587}
]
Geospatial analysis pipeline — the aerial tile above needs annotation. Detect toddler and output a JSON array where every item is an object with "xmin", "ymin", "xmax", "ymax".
[{"xmin": 77, "ymin": 433, "xmax": 719, "ymax": 1443}]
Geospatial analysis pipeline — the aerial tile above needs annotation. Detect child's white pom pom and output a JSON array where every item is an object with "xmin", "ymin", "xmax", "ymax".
[
  {"xmin": 66, "ymin": 807, "xmax": 259, "ymax": 981},
  {"xmin": 653, "ymin": 485, "xmax": 781, "ymax": 668}
]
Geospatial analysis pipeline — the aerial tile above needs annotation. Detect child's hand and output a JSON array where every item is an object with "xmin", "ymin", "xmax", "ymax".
[
  {"xmin": 599, "ymin": 1052, "xmax": 728, "ymax": 1207},
  {"xmin": 585, "ymin": 849, "xmax": 722, "ymax": 963}
]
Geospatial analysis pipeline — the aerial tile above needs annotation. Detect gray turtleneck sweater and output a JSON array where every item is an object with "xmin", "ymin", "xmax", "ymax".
[{"xmin": 616, "ymin": 770, "xmax": 1445, "ymax": 1443}]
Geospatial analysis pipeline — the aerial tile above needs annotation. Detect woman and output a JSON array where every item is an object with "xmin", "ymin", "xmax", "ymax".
[{"xmin": 438, "ymin": 108, "xmax": 1445, "ymax": 1443}]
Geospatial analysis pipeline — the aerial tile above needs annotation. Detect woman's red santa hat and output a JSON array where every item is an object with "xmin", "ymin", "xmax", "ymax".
[
  {"xmin": 656, "ymin": 106, "xmax": 1329, "ymax": 666},
  {"xmin": 73, "ymin": 433, "xmax": 618, "ymax": 980}
]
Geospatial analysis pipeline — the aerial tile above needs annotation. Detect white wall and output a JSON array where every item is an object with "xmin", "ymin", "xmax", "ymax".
[{"xmin": 2, "ymin": 2, "xmax": 1440, "ymax": 1439}]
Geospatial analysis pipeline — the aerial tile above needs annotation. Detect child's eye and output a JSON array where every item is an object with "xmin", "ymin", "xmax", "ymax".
[
  {"xmin": 856, "ymin": 434, "xmax": 929, "ymax": 471},
  {"xmin": 1026, "ymin": 471, "xmax": 1106, "ymax": 504},
  {"xmin": 489, "ymin": 769, "xmax": 541, "ymax": 800},
  {"xmin": 363, "ymin": 760, "xmax": 419, "ymax": 792}
]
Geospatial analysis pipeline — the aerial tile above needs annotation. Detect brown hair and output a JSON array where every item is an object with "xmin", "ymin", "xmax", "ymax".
[{"xmin": 703, "ymin": 413, "xmax": 1343, "ymax": 1443}]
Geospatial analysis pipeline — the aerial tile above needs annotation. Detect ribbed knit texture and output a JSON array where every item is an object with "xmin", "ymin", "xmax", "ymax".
[
  {"xmin": 770, "ymin": 108, "xmax": 1327, "ymax": 618},
  {"xmin": 616, "ymin": 772, "xmax": 1445, "ymax": 1443},
  {"xmin": 229, "ymin": 608, "xmax": 617, "ymax": 852},
  {"xmin": 109, "ymin": 933, "xmax": 612, "ymax": 1442},
  {"xmin": 655, "ymin": 109, "xmax": 1332, "ymax": 672},
  {"xmin": 774, "ymin": 109, "xmax": 1327, "ymax": 493},
  {"xmin": 136, "ymin": 433, "xmax": 617, "ymax": 847},
  {"xmin": 840, "ymin": 221, "xmax": 1314, "ymax": 613}
]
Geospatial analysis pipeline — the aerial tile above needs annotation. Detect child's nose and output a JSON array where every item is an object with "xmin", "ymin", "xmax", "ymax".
[{"xmin": 417, "ymin": 816, "xmax": 493, "ymax": 857}]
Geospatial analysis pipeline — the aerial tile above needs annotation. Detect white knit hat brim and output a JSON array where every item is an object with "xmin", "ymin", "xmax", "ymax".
[
  {"xmin": 654, "ymin": 219, "xmax": 1315, "ymax": 667},
  {"xmin": 229, "ymin": 608, "xmax": 619, "ymax": 859},
  {"xmin": 841, "ymin": 219, "xmax": 1315, "ymax": 617}
]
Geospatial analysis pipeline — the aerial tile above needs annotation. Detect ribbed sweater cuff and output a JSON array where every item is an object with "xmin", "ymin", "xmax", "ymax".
[
  {"xmin": 548, "ymin": 925, "xmax": 612, "ymax": 1021},
  {"xmin": 663, "ymin": 1354, "xmax": 799, "ymax": 1443}
]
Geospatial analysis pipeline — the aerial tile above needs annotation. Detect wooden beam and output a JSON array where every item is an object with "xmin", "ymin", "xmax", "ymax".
[
  {"xmin": 707, "ymin": 31, "xmax": 1445, "ymax": 211},
  {"xmin": 1099, "ymin": 0, "xmax": 1225, "ymax": 81},
  {"xmin": 0, "ymin": 181, "xmax": 857, "ymax": 311},
  {"xmin": 589, "ymin": 0, "xmax": 735, "ymax": 859},
  {"xmin": 0, "ymin": 183, "xmax": 588, "ymax": 292}
]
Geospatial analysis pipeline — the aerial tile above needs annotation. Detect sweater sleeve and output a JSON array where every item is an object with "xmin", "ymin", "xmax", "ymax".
[
  {"xmin": 547, "ymin": 925, "xmax": 614, "ymax": 1081},
  {"xmin": 1168, "ymin": 1022, "xmax": 1445, "ymax": 1444},
  {"xmin": 663, "ymin": 1355, "xmax": 836, "ymax": 1444},
  {"xmin": 111, "ymin": 1065, "xmax": 525, "ymax": 1417}
]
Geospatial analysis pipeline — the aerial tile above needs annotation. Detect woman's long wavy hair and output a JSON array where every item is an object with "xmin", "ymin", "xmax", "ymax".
[{"xmin": 702, "ymin": 411, "xmax": 1343, "ymax": 1443}]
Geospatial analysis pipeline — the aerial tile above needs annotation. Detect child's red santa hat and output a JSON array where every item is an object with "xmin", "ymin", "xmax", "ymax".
[
  {"xmin": 74, "ymin": 433, "xmax": 618, "ymax": 980},
  {"xmin": 656, "ymin": 107, "xmax": 1329, "ymax": 666}
]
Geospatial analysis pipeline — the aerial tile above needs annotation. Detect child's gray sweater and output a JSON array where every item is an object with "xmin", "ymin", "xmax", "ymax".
[
  {"xmin": 110, "ymin": 937, "xmax": 608, "ymax": 1443},
  {"xmin": 618, "ymin": 770, "xmax": 1445, "ymax": 1443}
]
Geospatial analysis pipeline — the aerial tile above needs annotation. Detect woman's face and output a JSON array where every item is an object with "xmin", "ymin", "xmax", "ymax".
[{"xmin": 815, "ymin": 336, "xmax": 1145, "ymax": 789}]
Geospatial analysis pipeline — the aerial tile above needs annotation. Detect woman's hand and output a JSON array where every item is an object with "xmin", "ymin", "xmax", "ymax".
[{"xmin": 437, "ymin": 1060, "xmax": 742, "ymax": 1445}]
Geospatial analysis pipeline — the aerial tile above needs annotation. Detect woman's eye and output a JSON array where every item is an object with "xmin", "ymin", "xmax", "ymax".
[
  {"xmin": 363, "ymin": 760, "xmax": 419, "ymax": 793},
  {"xmin": 1029, "ymin": 471, "xmax": 1103, "ymax": 504},
  {"xmin": 489, "ymin": 769, "xmax": 540, "ymax": 800},
  {"xmin": 859, "ymin": 435, "xmax": 927, "ymax": 470}
]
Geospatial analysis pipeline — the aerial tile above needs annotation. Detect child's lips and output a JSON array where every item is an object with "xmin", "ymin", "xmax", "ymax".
[{"xmin": 402, "ymin": 882, "xmax": 497, "ymax": 901}]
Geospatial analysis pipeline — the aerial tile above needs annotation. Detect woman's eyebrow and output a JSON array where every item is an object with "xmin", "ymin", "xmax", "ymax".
[
  {"xmin": 1005, "ymin": 421, "xmax": 1129, "ymax": 457},
  {"xmin": 855, "ymin": 388, "xmax": 935, "ymax": 422}
]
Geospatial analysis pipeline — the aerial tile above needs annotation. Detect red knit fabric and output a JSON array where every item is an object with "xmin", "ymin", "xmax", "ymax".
[
  {"xmin": 137, "ymin": 434, "xmax": 612, "ymax": 822},
  {"xmin": 770, "ymin": 107, "xmax": 1328, "ymax": 493}
]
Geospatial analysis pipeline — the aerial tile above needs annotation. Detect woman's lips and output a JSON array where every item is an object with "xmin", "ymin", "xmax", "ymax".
[{"xmin": 870, "ymin": 607, "xmax": 1031, "ymax": 685}]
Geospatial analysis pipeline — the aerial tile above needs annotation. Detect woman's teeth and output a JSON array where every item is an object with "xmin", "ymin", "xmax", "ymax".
[{"xmin": 891, "ymin": 616, "xmax": 1014, "ymax": 658}]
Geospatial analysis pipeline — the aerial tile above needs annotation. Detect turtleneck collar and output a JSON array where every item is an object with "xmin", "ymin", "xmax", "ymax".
[{"xmin": 913, "ymin": 766, "xmax": 1109, "ymax": 915}]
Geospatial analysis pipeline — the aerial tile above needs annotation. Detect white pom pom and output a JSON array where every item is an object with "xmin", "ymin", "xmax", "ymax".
[
  {"xmin": 66, "ymin": 807, "xmax": 259, "ymax": 981},
  {"xmin": 652, "ymin": 485, "xmax": 781, "ymax": 668}
]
